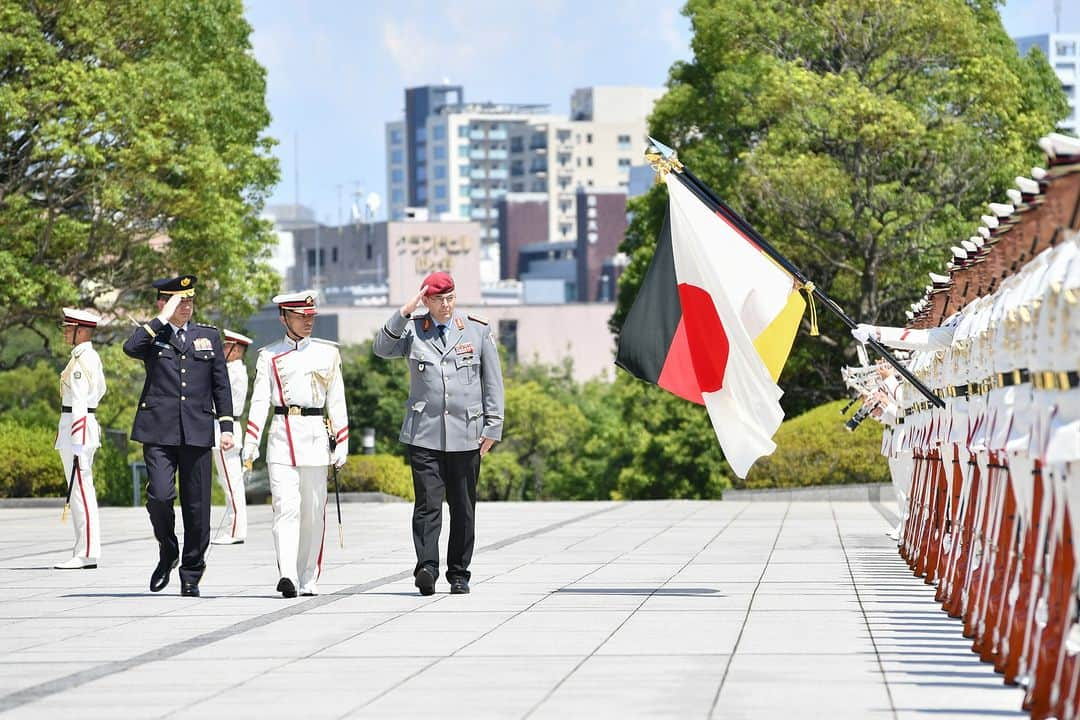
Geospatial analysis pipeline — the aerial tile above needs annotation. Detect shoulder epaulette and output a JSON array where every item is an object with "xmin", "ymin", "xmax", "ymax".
[
  {"xmin": 311, "ymin": 337, "xmax": 340, "ymax": 347},
  {"xmin": 196, "ymin": 322, "xmax": 218, "ymax": 329},
  {"xmin": 468, "ymin": 314, "xmax": 489, "ymax": 326}
]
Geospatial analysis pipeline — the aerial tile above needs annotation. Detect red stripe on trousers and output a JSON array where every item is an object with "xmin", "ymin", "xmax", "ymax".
[
  {"xmin": 75, "ymin": 461, "xmax": 90, "ymax": 558},
  {"xmin": 219, "ymin": 448, "xmax": 238, "ymax": 537}
]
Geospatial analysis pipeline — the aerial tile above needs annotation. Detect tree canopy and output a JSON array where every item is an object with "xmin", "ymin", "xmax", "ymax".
[
  {"xmin": 0, "ymin": 0, "xmax": 279, "ymax": 366},
  {"xmin": 614, "ymin": 0, "xmax": 1068, "ymax": 411}
]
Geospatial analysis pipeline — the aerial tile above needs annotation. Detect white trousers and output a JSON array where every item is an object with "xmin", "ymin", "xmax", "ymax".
[
  {"xmin": 60, "ymin": 448, "xmax": 100, "ymax": 560},
  {"xmin": 268, "ymin": 463, "xmax": 328, "ymax": 592},
  {"xmin": 212, "ymin": 446, "xmax": 247, "ymax": 540}
]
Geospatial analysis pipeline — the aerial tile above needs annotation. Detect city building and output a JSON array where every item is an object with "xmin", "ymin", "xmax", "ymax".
[
  {"xmin": 495, "ymin": 192, "xmax": 548, "ymax": 279},
  {"xmin": 575, "ymin": 188, "xmax": 628, "ymax": 302},
  {"xmin": 1016, "ymin": 33, "xmax": 1079, "ymax": 134}
]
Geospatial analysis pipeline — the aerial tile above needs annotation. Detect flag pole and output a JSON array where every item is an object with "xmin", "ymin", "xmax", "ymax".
[{"xmin": 645, "ymin": 138, "xmax": 943, "ymax": 409}]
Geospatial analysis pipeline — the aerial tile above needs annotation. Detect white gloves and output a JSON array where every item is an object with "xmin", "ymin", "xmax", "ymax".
[
  {"xmin": 219, "ymin": 431, "xmax": 235, "ymax": 452},
  {"xmin": 851, "ymin": 323, "xmax": 875, "ymax": 344},
  {"xmin": 241, "ymin": 442, "xmax": 259, "ymax": 464},
  {"xmin": 156, "ymin": 293, "xmax": 183, "ymax": 323},
  {"xmin": 332, "ymin": 444, "xmax": 348, "ymax": 469}
]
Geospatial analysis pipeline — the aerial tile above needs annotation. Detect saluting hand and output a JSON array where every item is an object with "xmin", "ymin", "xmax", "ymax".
[
  {"xmin": 400, "ymin": 285, "xmax": 429, "ymax": 318},
  {"xmin": 157, "ymin": 293, "xmax": 183, "ymax": 323}
]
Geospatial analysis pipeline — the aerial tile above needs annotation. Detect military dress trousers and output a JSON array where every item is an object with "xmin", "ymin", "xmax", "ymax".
[
  {"xmin": 373, "ymin": 309, "xmax": 505, "ymax": 581},
  {"xmin": 123, "ymin": 319, "xmax": 234, "ymax": 586}
]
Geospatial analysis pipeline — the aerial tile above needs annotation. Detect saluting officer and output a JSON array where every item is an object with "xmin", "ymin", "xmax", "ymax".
[
  {"xmin": 123, "ymin": 275, "xmax": 234, "ymax": 597},
  {"xmin": 373, "ymin": 272, "xmax": 504, "ymax": 596},
  {"xmin": 211, "ymin": 329, "xmax": 253, "ymax": 545},
  {"xmin": 54, "ymin": 308, "xmax": 107, "ymax": 570},
  {"xmin": 243, "ymin": 291, "xmax": 348, "ymax": 598}
]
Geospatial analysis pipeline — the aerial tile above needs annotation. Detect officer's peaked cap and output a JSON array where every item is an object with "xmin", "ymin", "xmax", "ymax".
[{"xmin": 153, "ymin": 275, "xmax": 197, "ymax": 297}]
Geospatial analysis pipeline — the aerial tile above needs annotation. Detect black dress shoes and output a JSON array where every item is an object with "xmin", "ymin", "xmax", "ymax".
[
  {"xmin": 277, "ymin": 577, "xmax": 297, "ymax": 598},
  {"xmin": 150, "ymin": 558, "xmax": 178, "ymax": 593},
  {"xmin": 415, "ymin": 566, "xmax": 436, "ymax": 596},
  {"xmin": 180, "ymin": 581, "xmax": 200, "ymax": 597},
  {"xmin": 450, "ymin": 577, "xmax": 470, "ymax": 595}
]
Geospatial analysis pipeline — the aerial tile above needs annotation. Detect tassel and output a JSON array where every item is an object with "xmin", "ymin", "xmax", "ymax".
[{"xmin": 801, "ymin": 281, "xmax": 820, "ymax": 336}]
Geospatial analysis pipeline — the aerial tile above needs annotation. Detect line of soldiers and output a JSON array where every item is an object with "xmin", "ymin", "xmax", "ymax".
[
  {"xmin": 52, "ymin": 270, "xmax": 503, "ymax": 600},
  {"xmin": 847, "ymin": 132, "xmax": 1080, "ymax": 720}
]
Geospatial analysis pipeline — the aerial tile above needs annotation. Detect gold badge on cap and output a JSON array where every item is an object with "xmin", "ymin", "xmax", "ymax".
[
  {"xmin": 181, "ymin": 277, "xmax": 191, "ymax": 287},
  {"xmin": 305, "ymin": 295, "xmax": 313, "ymax": 304}
]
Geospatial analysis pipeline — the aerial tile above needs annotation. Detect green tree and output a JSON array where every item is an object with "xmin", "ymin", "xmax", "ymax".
[
  {"xmin": 341, "ymin": 340, "xmax": 411, "ymax": 457},
  {"xmin": 615, "ymin": 0, "xmax": 1068, "ymax": 411},
  {"xmin": 0, "ymin": 0, "xmax": 279, "ymax": 367}
]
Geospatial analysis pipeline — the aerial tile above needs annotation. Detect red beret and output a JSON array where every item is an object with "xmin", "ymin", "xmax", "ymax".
[{"xmin": 422, "ymin": 272, "xmax": 455, "ymax": 296}]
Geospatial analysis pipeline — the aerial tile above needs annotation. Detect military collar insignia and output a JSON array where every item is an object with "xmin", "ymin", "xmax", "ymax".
[{"xmin": 454, "ymin": 317, "xmax": 465, "ymax": 330}]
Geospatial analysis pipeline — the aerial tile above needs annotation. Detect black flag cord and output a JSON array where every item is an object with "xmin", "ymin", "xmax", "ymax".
[{"xmin": 656, "ymin": 150, "xmax": 943, "ymax": 409}]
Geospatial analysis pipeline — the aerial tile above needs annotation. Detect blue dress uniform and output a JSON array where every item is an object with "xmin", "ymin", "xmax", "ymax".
[{"xmin": 123, "ymin": 275, "xmax": 234, "ymax": 594}]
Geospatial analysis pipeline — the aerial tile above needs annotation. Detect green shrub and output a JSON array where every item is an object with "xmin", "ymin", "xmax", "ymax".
[
  {"xmin": 0, "ymin": 420, "xmax": 65, "ymax": 497},
  {"xmin": 478, "ymin": 450, "xmax": 528, "ymax": 501},
  {"xmin": 336, "ymin": 453, "xmax": 414, "ymax": 501},
  {"xmin": 95, "ymin": 440, "xmax": 137, "ymax": 506},
  {"xmin": 739, "ymin": 399, "xmax": 889, "ymax": 490}
]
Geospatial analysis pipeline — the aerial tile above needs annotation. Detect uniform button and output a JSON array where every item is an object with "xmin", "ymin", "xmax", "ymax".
[
  {"xmin": 445, "ymin": 410, "xmax": 449, "ymax": 415},
  {"xmin": 158, "ymin": 351, "xmax": 163, "ymax": 356},
  {"xmin": 181, "ymin": 355, "xmax": 186, "ymax": 360},
  {"xmin": 181, "ymin": 396, "xmax": 186, "ymax": 401},
  {"xmin": 181, "ymin": 381, "xmax": 187, "ymax": 387},
  {"xmin": 181, "ymin": 368, "xmax": 186, "ymax": 374},
  {"xmin": 141, "ymin": 402, "xmax": 147, "ymax": 408}
]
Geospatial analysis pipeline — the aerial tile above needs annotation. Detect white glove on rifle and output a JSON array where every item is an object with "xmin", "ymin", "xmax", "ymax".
[
  {"xmin": 241, "ymin": 442, "xmax": 259, "ymax": 465},
  {"xmin": 851, "ymin": 323, "xmax": 874, "ymax": 344},
  {"xmin": 332, "ymin": 444, "xmax": 347, "ymax": 470}
]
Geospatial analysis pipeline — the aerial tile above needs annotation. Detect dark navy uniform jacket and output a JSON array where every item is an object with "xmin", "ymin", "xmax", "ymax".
[{"xmin": 123, "ymin": 318, "xmax": 234, "ymax": 447}]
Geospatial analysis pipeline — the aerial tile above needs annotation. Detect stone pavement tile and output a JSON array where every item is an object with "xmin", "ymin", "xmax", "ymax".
[
  {"xmin": 315, "ymin": 627, "xmax": 483, "ymax": 658},
  {"xmin": 767, "ymin": 548, "xmax": 847, "ymax": 563},
  {"xmin": 354, "ymin": 656, "xmax": 581, "ymax": 719},
  {"xmin": 597, "ymin": 610, "xmax": 744, "ymax": 655},
  {"xmin": 713, "ymin": 652, "xmax": 890, "ymax": 720},
  {"xmin": 762, "ymin": 561, "xmax": 854, "ymax": 583},
  {"xmin": 737, "ymin": 610, "xmax": 874, "ymax": 654},
  {"xmin": 376, "ymin": 609, "xmax": 517, "ymax": 633},
  {"xmin": 743, "ymin": 590, "xmax": 859, "ymax": 612},
  {"xmin": 530, "ymin": 654, "xmax": 726, "ymax": 719},
  {"xmin": 480, "ymin": 563, "xmax": 601, "ymax": 585},
  {"xmin": 0, "ymin": 616, "xmax": 130, "ymax": 654},
  {"xmin": 669, "ymin": 562, "xmax": 767, "ymax": 583},
  {"xmin": 175, "ymin": 657, "xmax": 435, "ymax": 719},
  {"xmin": 880, "ymin": 654, "xmax": 1027, "ymax": 719},
  {"xmin": 529, "ymin": 587, "xmax": 667, "ymax": 612},
  {"xmin": 180, "ymin": 611, "xmax": 403, "ymax": 660},
  {"xmin": 456, "ymin": 627, "xmax": 614, "ymax": 657},
  {"xmin": 0, "ymin": 661, "xmax": 98, "ymax": 695},
  {"xmin": 577, "ymin": 562, "xmax": 683, "ymax": 584}
]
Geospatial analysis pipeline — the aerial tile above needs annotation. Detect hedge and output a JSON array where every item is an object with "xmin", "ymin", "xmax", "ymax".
[
  {"xmin": 738, "ymin": 399, "xmax": 889, "ymax": 489},
  {"xmin": 336, "ymin": 453, "xmax": 414, "ymax": 500},
  {"xmin": 0, "ymin": 420, "xmax": 65, "ymax": 497}
]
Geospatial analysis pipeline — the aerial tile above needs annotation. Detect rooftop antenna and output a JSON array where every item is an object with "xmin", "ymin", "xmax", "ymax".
[
  {"xmin": 1056, "ymin": 0, "xmax": 1062, "ymax": 32},
  {"xmin": 293, "ymin": 132, "xmax": 299, "ymax": 208}
]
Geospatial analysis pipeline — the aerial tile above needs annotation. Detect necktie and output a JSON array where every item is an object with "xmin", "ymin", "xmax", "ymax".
[
  {"xmin": 177, "ymin": 328, "xmax": 186, "ymax": 346},
  {"xmin": 437, "ymin": 325, "xmax": 447, "ymax": 348}
]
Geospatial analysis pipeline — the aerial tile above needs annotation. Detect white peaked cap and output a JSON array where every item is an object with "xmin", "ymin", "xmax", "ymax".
[
  {"xmin": 1039, "ymin": 136, "xmax": 1055, "ymax": 157},
  {"xmin": 271, "ymin": 290, "xmax": 319, "ymax": 315},
  {"xmin": 62, "ymin": 308, "xmax": 101, "ymax": 327},
  {"xmin": 1031, "ymin": 167, "xmax": 1047, "ymax": 180},
  {"xmin": 952, "ymin": 246, "xmax": 968, "ymax": 259},
  {"xmin": 961, "ymin": 240, "xmax": 978, "ymax": 253},
  {"xmin": 1046, "ymin": 133, "xmax": 1080, "ymax": 156},
  {"xmin": 969, "ymin": 236, "xmax": 985, "ymax": 248},
  {"xmin": 977, "ymin": 226, "xmax": 991, "ymax": 239},
  {"xmin": 905, "ymin": 310, "xmax": 915, "ymax": 320},
  {"xmin": 929, "ymin": 272, "xmax": 950, "ymax": 284},
  {"xmin": 1016, "ymin": 176, "xmax": 1040, "ymax": 194},
  {"xmin": 981, "ymin": 214, "xmax": 999, "ymax": 229},
  {"xmin": 988, "ymin": 202, "xmax": 1014, "ymax": 217},
  {"xmin": 223, "ymin": 329, "xmax": 254, "ymax": 345},
  {"xmin": 1006, "ymin": 189, "xmax": 1022, "ymax": 205}
]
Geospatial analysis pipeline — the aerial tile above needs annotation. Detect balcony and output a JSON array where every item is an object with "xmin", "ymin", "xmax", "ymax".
[
  {"xmin": 470, "ymin": 207, "xmax": 489, "ymax": 219},
  {"xmin": 488, "ymin": 129, "xmax": 508, "ymax": 140},
  {"xmin": 469, "ymin": 130, "xmax": 486, "ymax": 141},
  {"xmin": 470, "ymin": 169, "xmax": 487, "ymax": 180},
  {"xmin": 470, "ymin": 188, "xmax": 488, "ymax": 200},
  {"xmin": 488, "ymin": 169, "xmax": 509, "ymax": 180},
  {"xmin": 487, "ymin": 149, "xmax": 508, "ymax": 160}
]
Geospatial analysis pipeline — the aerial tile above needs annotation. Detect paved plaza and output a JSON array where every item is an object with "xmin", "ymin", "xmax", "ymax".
[{"xmin": 0, "ymin": 499, "xmax": 1027, "ymax": 718}]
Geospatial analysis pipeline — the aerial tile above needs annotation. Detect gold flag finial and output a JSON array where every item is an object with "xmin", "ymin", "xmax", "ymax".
[{"xmin": 645, "ymin": 137, "xmax": 684, "ymax": 180}]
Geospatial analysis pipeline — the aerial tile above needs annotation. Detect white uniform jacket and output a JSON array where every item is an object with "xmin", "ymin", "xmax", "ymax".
[
  {"xmin": 55, "ymin": 342, "xmax": 106, "ymax": 451},
  {"xmin": 215, "ymin": 360, "xmax": 249, "ymax": 448},
  {"xmin": 244, "ymin": 336, "xmax": 348, "ymax": 467}
]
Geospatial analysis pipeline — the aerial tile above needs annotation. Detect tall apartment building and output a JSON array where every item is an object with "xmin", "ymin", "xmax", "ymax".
[
  {"xmin": 1016, "ymin": 33, "xmax": 1079, "ymax": 134},
  {"xmin": 385, "ymin": 84, "xmax": 663, "ymax": 285}
]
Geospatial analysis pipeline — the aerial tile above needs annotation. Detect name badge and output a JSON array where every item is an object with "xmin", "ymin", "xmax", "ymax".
[
  {"xmin": 455, "ymin": 343, "xmax": 475, "ymax": 355},
  {"xmin": 194, "ymin": 338, "xmax": 212, "ymax": 351}
]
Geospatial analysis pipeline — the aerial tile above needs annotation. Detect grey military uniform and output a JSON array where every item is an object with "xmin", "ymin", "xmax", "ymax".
[
  {"xmin": 373, "ymin": 309, "xmax": 504, "ymax": 452},
  {"xmin": 373, "ymin": 306, "xmax": 505, "ymax": 585}
]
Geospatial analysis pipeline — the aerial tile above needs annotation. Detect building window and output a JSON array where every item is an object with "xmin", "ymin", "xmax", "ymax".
[
  {"xmin": 617, "ymin": 134, "xmax": 632, "ymax": 150},
  {"xmin": 331, "ymin": 247, "xmax": 338, "ymax": 263},
  {"xmin": 557, "ymin": 129, "xmax": 571, "ymax": 143},
  {"xmin": 417, "ymin": 186, "xmax": 427, "ymax": 203},
  {"xmin": 459, "ymin": 183, "xmax": 470, "ymax": 195},
  {"xmin": 587, "ymin": 207, "xmax": 597, "ymax": 219},
  {"xmin": 390, "ymin": 128, "xmax": 403, "ymax": 144},
  {"xmin": 434, "ymin": 184, "xmax": 447, "ymax": 200},
  {"xmin": 586, "ymin": 157, "xmax": 593, "ymax": 167},
  {"xmin": 434, "ymin": 165, "xmax": 447, "ymax": 180},
  {"xmin": 458, "ymin": 125, "xmax": 469, "ymax": 138},
  {"xmin": 391, "ymin": 149, "xmax": 404, "ymax": 164},
  {"xmin": 415, "ymin": 126, "xmax": 426, "ymax": 143},
  {"xmin": 587, "ymin": 195, "xmax": 597, "ymax": 207},
  {"xmin": 511, "ymin": 182, "xmax": 524, "ymax": 191},
  {"xmin": 586, "ymin": 133, "xmax": 593, "ymax": 143},
  {"xmin": 391, "ymin": 189, "xmax": 404, "ymax": 203},
  {"xmin": 307, "ymin": 248, "xmax": 325, "ymax": 269},
  {"xmin": 435, "ymin": 203, "xmax": 449, "ymax": 214},
  {"xmin": 433, "ymin": 124, "xmax": 446, "ymax": 140},
  {"xmin": 510, "ymin": 136, "xmax": 524, "ymax": 153},
  {"xmin": 391, "ymin": 168, "xmax": 404, "ymax": 183},
  {"xmin": 366, "ymin": 243, "xmax": 372, "ymax": 260},
  {"xmin": 588, "ymin": 231, "xmax": 598, "ymax": 244},
  {"xmin": 1057, "ymin": 41, "xmax": 1077, "ymax": 57},
  {"xmin": 458, "ymin": 145, "xmax": 469, "ymax": 158},
  {"xmin": 617, "ymin": 157, "xmax": 632, "ymax": 168},
  {"xmin": 459, "ymin": 203, "xmax": 470, "ymax": 217},
  {"xmin": 433, "ymin": 145, "xmax": 446, "ymax": 160},
  {"xmin": 459, "ymin": 164, "xmax": 470, "ymax": 176},
  {"xmin": 416, "ymin": 166, "xmax": 427, "ymax": 182},
  {"xmin": 531, "ymin": 180, "xmax": 545, "ymax": 192}
]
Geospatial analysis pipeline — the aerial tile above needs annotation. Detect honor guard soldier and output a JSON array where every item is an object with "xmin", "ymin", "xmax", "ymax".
[
  {"xmin": 211, "ymin": 329, "xmax": 253, "ymax": 545},
  {"xmin": 243, "ymin": 291, "xmax": 348, "ymax": 598},
  {"xmin": 123, "ymin": 275, "xmax": 235, "ymax": 597},
  {"xmin": 373, "ymin": 272, "xmax": 505, "ymax": 596},
  {"xmin": 55, "ymin": 308, "xmax": 106, "ymax": 570}
]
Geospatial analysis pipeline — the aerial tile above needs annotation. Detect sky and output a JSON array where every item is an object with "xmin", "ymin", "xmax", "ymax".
[{"xmin": 245, "ymin": 0, "xmax": 1079, "ymax": 224}]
